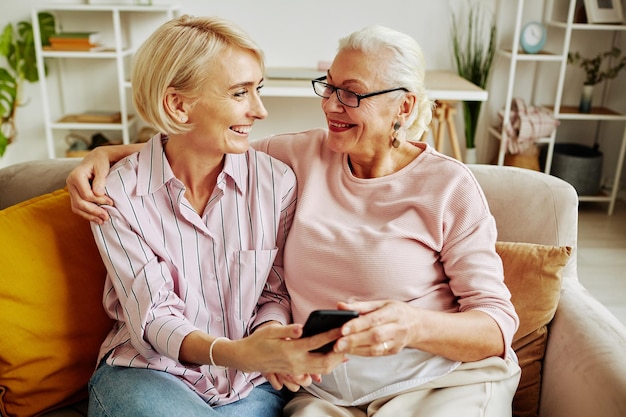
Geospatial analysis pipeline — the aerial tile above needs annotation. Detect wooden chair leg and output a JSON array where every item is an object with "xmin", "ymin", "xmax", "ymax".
[
  {"xmin": 434, "ymin": 105, "xmax": 446, "ymax": 152},
  {"xmin": 445, "ymin": 105, "xmax": 463, "ymax": 162},
  {"xmin": 421, "ymin": 102, "xmax": 463, "ymax": 164}
]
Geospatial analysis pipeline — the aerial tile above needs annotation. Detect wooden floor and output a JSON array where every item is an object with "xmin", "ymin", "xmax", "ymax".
[{"xmin": 577, "ymin": 198, "xmax": 626, "ymax": 326}]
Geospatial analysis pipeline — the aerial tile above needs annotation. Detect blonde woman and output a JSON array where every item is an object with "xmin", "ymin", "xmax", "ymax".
[{"xmin": 84, "ymin": 15, "xmax": 345, "ymax": 417}]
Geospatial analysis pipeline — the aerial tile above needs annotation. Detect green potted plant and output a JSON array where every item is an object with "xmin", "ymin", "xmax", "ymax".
[
  {"xmin": 568, "ymin": 47, "xmax": 626, "ymax": 113},
  {"xmin": 0, "ymin": 12, "xmax": 55, "ymax": 157},
  {"xmin": 451, "ymin": 2, "xmax": 496, "ymax": 163}
]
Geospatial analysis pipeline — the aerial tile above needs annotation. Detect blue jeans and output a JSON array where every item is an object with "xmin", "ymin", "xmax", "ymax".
[{"xmin": 88, "ymin": 362, "xmax": 288, "ymax": 417}]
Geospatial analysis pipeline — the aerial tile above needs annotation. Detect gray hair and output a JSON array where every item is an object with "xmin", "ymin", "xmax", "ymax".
[{"xmin": 337, "ymin": 25, "xmax": 433, "ymax": 139}]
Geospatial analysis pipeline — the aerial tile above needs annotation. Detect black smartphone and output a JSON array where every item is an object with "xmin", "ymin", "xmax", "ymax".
[{"xmin": 301, "ymin": 309, "xmax": 359, "ymax": 353}]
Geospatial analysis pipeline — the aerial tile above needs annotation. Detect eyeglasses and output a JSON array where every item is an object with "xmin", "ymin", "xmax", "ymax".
[{"xmin": 311, "ymin": 76, "xmax": 408, "ymax": 108}]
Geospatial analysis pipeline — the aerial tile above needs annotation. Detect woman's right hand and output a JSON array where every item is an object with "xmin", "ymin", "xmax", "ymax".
[
  {"xmin": 66, "ymin": 147, "xmax": 114, "ymax": 223},
  {"xmin": 215, "ymin": 323, "xmax": 346, "ymax": 389},
  {"xmin": 66, "ymin": 144, "xmax": 141, "ymax": 223}
]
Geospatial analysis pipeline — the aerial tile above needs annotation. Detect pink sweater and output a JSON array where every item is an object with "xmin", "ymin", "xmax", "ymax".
[{"xmin": 254, "ymin": 128, "xmax": 518, "ymax": 404}]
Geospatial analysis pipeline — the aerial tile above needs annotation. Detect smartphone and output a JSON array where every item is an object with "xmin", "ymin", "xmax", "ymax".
[{"xmin": 301, "ymin": 309, "xmax": 359, "ymax": 353}]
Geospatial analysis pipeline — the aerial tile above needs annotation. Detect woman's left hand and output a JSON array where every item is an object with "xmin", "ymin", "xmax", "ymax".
[
  {"xmin": 333, "ymin": 300, "xmax": 416, "ymax": 356},
  {"xmin": 333, "ymin": 299, "xmax": 506, "ymax": 361}
]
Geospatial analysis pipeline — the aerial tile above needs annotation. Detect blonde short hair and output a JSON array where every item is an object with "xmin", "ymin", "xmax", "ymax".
[
  {"xmin": 131, "ymin": 15, "xmax": 264, "ymax": 134},
  {"xmin": 338, "ymin": 26, "xmax": 433, "ymax": 139}
]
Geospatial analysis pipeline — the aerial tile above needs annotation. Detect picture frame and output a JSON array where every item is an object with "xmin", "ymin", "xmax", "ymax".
[{"xmin": 583, "ymin": 0, "xmax": 624, "ymax": 23}]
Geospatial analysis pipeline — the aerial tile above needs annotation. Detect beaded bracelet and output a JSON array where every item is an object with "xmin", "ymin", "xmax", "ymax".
[{"xmin": 209, "ymin": 336, "xmax": 229, "ymax": 368}]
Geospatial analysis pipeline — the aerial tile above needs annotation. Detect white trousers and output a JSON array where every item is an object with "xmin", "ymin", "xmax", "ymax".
[{"xmin": 284, "ymin": 356, "xmax": 521, "ymax": 417}]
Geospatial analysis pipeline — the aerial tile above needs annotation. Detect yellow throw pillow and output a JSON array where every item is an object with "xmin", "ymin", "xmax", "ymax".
[
  {"xmin": 0, "ymin": 189, "xmax": 113, "ymax": 417},
  {"xmin": 496, "ymin": 242, "xmax": 571, "ymax": 417}
]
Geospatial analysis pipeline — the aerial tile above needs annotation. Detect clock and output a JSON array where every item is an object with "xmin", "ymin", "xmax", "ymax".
[{"xmin": 520, "ymin": 21, "xmax": 546, "ymax": 54}]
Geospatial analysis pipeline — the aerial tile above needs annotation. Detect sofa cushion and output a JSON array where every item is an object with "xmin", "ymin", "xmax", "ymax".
[
  {"xmin": 0, "ymin": 189, "xmax": 112, "ymax": 417},
  {"xmin": 496, "ymin": 241, "xmax": 571, "ymax": 417}
]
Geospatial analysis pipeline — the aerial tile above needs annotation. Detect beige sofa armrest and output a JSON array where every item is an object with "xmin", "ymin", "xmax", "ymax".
[
  {"xmin": 469, "ymin": 164, "xmax": 579, "ymax": 281},
  {"xmin": 470, "ymin": 164, "xmax": 626, "ymax": 416},
  {"xmin": 540, "ymin": 279, "xmax": 626, "ymax": 417}
]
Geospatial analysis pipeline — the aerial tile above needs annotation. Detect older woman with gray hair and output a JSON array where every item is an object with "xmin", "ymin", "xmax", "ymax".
[{"xmin": 69, "ymin": 23, "xmax": 521, "ymax": 417}]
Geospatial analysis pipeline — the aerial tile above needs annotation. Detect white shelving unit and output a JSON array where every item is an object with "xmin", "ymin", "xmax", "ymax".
[
  {"xmin": 31, "ymin": 4, "xmax": 181, "ymax": 159},
  {"xmin": 491, "ymin": 0, "xmax": 626, "ymax": 215}
]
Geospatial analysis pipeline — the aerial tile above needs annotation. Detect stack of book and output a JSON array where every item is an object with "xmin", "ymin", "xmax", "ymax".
[{"xmin": 45, "ymin": 32, "xmax": 103, "ymax": 52}]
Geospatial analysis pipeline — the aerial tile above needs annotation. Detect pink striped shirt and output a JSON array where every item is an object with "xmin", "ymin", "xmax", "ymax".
[{"xmin": 91, "ymin": 135, "xmax": 297, "ymax": 405}]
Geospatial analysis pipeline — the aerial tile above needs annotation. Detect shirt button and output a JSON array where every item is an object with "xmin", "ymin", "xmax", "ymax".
[{"xmin": 216, "ymin": 317, "xmax": 222, "ymax": 322}]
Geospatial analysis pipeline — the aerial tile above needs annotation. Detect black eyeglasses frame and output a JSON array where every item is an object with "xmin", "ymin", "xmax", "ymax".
[{"xmin": 311, "ymin": 76, "xmax": 409, "ymax": 108}]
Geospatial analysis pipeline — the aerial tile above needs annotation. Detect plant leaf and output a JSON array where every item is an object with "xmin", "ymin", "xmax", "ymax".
[
  {"xmin": 450, "ymin": 1, "xmax": 496, "ymax": 148},
  {"xmin": 0, "ymin": 12, "xmax": 55, "ymax": 157},
  {"xmin": 568, "ymin": 47, "xmax": 625, "ymax": 85},
  {"xmin": 0, "ymin": 67, "xmax": 17, "ymax": 119},
  {"xmin": 0, "ymin": 24, "xmax": 14, "ymax": 58},
  {"xmin": 0, "ymin": 131, "xmax": 8, "ymax": 157},
  {"xmin": 38, "ymin": 12, "xmax": 56, "ymax": 46}
]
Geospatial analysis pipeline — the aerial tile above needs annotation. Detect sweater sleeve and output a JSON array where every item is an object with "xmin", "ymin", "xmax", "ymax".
[{"xmin": 438, "ymin": 169, "xmax": 519, "ymax": 354}]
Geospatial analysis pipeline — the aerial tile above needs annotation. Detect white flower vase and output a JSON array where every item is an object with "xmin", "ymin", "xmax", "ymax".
[
  {"xmin": 465, "ymin": 147, "xmax": 477, "ymax": 164},
  {"xmin": 579, "ymin": 84, "xmax": 594, "ymax": 113}
]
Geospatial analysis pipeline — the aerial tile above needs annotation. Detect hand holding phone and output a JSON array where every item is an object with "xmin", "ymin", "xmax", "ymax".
[{"xmin": 301, "ymin": 309, "xmax": 359, "ymax": 353}]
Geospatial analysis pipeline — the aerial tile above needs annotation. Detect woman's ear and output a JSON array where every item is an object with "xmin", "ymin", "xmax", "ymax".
[
  {"xmin": 164, "ymin": 87, "xmax": 188, "ymax": 123},
  {"xmin": 398, "ymin": 92, "xmax": 417, "ymax": 123}
]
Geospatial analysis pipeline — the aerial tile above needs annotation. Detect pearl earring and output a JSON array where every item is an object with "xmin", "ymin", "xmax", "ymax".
[{"xmin": 180, "ymin": 115, "xmax": 188, "ymax": 123}]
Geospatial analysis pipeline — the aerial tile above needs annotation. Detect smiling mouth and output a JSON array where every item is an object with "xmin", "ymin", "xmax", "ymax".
[
  {"xmin": 230, "ymin": 126, "xmax": 252, "ymax": 135},
  {"xmin": 328, "ymin": 120, "xmax": 355, "ymax": 132}
]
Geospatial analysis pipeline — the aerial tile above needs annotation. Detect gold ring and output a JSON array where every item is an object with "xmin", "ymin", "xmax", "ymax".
[{"xmin": 383, "ymin": 342, "xmax": 389, "ymax": 352}]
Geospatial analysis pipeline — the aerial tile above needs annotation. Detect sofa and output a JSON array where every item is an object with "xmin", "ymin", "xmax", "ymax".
[{"xmin": 1, "ymin": 158, "xmax": 625, "ymax": 417}]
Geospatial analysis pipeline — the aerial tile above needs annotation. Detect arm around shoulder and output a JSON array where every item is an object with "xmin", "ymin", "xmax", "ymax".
[{"xmin": 66, "ymin": 143, "xmax": 144, "ymax": 223}]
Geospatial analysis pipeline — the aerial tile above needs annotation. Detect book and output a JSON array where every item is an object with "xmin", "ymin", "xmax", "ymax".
[
  {"xmin": 49, "ymin": 32, "xmax": 100, "ymax": 44},
  {"xmin": 49, "ymin": 37, "xmax": 98, "ymax": 46},
  {"xmin": 44, "ymin": 44, "xmax": 106, "ymax": 52}
]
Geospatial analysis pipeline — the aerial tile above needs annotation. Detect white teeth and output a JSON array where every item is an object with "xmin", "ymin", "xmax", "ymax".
[
  {"xmin": 231, "ymin": 126, "xmax": 251, "ymax": 134},
  {"xmin": 329, "ymin": 121, "xmax": 351, "ymax": 128}
]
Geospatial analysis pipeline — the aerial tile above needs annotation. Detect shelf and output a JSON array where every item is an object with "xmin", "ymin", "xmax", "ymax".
[
  {"xmin": 546, "ymin": 106, "xmax": 626, "ymax": 121},
  {"xmin": 548, "ymin": 21, "xmax": 626, "ymax": 31},
  {"xmin": 32, "ymin": 4, "xmax": 182, "ymax": 13},
  {"xmin": 34, "ymin": 4, "xmax": 180, "ymax": 158},
  {"xmin": 41, "ymin": 48, "xmax": 133, "ymax": 58},
  {"xmin": 58, "ymin": 112, "xmax": 121, "ymax": 123},
  {"xmin": 263, "ymin": 79, "xmax": 316, "ymax": 98},
  {"xmin": 499, "ymin": 49, "xmax": 565, "ymax": 62},
  {"xmin": 51, "ymin": 117, "xmax": 136, "ymax": 132}
]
